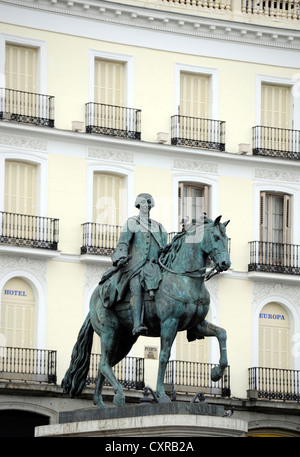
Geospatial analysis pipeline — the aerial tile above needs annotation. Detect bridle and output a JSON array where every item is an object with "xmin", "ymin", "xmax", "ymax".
[
  {"xmin": 158, "ymin": 256, "xmax": 220, "ymax": 281},
  {"xmin": 158, "ymin": 222, "xmax": 225, "ymax": 281}
]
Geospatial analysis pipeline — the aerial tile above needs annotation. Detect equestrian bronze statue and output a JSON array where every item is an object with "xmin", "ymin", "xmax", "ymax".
[{"xmin": 62, "ymin": 193, "xmax": 231, "ymax": 408}]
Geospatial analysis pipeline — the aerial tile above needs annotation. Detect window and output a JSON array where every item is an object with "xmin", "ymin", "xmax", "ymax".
[
  {"xmin": 93, "ymin": 172, "xmax": 126, "ymax": 226},
  {"xmin": 178, "ymin": 183, "xmax": 208, "ymax": 229},
  {"xmin": 173, "ymin": 67, "xmax": 223, "ymax": 149},
  {"xmin": 5, "ymin": 43, "xmax": 37, "ymax": 92},
  {"xmin": 261, "ymin": 83, "xmax": 291, "ymax": 129},
  {"xmin": 87, "ymin": 53, "xmax": 139, "ymax": 137},
  {"xmin": 5, "ymin": 160, "xmax": 37, "ymax": 215},
  {"xmin": 94, "ymin": 59, "xmax": 124, "ymax": 106},
  {"xmin": 260, "ymin": 192, "xmax": 291, "ymax": 244},
  {"xmin": 179, "ymin": 72, "xmax": 210, "ymax": 118},
  {"xmin": 1, "ymin": 278, "xmax": 35, "ymax": 348},
  {"xmin": 259, "ymin": 303, "xmax": 290, "ymax": 369},
  {"xmin": 176, "ymin": 329, "xmax": 209, "ymax": 364}
]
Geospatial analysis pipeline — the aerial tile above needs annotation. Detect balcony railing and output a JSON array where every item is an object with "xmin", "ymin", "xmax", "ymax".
[
  {"xmin": 0, "ymin": 346, "xmax": 57, "ymax": 384},
  {"xmin": 0, "ymin": 212, "xmax": 59, "ymax": 250},
  {"xmin": 0, "ymin": 88, "xmax": 54, "ymax": 127},
  {"xmin": 164, "ymin": 360, "xmax": 231, "ymax": 397},
  {"xmin": 81, "ymin": 223, "xmax": 122, "ymax": 256},
  {"xmin": 248, "ymin": 241, "xmax": 300, "ymax": 275},
  {"xmin": 171, "ymin": 115, "xmax": 225, "ymax": 151},
  {"xmin": 161, "ymin": 0, "xmax": 232, "ymax": 10},
  {"xmin": 86, "ymin": 354, "xmax": 145, "ymax": 390},
  {"xmin": 85, "ymin": 103, "xmax": 141, "ymax": 140},
  {"xmin": 248, "ymin": 367, "xmax": 300, "ymax": 402},
  {"xmin": 242, "ymin": 0, "xmax": 300, "ymax": 19},
  {"xmin": 253, "ymin": 126, "xmax": 300, "ymax": 160},
  {"xmin": 81, "ymin": 224, "xmax": 187, "ymax": 257}
]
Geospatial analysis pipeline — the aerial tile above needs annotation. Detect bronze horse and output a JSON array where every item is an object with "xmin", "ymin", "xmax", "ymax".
[{"xmin": 62, "ymin": 216, "xmax": 231, "ymax": 408}]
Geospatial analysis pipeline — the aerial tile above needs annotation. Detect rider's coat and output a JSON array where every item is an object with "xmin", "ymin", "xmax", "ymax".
[{"xmin": 100, "ymin": 215, "xmax": 168, "ymax": 307}]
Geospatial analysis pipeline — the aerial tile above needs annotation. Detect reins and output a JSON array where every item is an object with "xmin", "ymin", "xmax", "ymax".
[{"xmin": 158, "ymin": 255, "xmax": 220, "ymax": 281}]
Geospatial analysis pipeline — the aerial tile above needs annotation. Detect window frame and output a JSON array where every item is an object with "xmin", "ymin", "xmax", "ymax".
[
  {"xmin": 178, "ymin": 182, "xmax": 209, "ymax": 230},
  {"xmin": 88, "ymin": 49, "xmax": 134, "ymax": 107},
  {"xmin": 0, "ymin": 34, "xmax": 47, "ymax": 94},
  {"xmin": 174, "ymin": 63, "xmax": 219, "ymax": 120},
  {"xmin": 260, "ymin": 191, "xmax": 291, "ymax": 244},
  {"xmin": 172, "ymin": 172, "xmax": 218, "ymax": 233},
  {"xmin": 256, "ymin": 75, "xmax": 299, "ymax": 130},
  {"xmin": 253, "ymin": 182, "xmax": 300, "ymax": 246},
  {"xmin": 0, "ymin": 152, "xmax": 48, "ymax": 217},
  {"xmin": 86, "ymin": 161, "xmax": 134, "ymax": 226}
]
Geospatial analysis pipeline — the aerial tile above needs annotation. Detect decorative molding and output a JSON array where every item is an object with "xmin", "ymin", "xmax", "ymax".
[
  {"xmin": 1, "ymin": 0, "xmax": 300, "ymax": 51},
  {"xmin": 0, "ymin": 255, "xmax": 47, "ymax": 288},
  {"xmin": 173, "ymin": 158, "xmax": 218, "ymax": 174},
  {"xmin": 0, "ymin": 133, "xmax": 48, "ymax": 151},
  {"xmin": 88, "ymin": 147, "xmax": 134, "ymax": 164},
  {"xmin": 255, "ymin": 167, "xmax": 300, "ymax": 183},
  {"xmin": 253, "ymin": 280, "xmax": 300, "ymax": 309}
]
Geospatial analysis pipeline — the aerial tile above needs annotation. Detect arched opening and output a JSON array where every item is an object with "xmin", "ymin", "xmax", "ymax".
[
  {"xmin": 259, "ymin": 302, "xmax": 290, "ymax": 369},
  {"xmin": 0, "ymin": 410, "xmax": 49, "ymax": 437},
  {"xmin": 0, "ymin": 277, "xmax": 35, "ymax": 348}
]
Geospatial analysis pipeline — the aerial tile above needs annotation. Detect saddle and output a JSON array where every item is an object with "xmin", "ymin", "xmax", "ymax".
[{"xmin": 98, "ymin": 263, "xmax": 157, "ymax": 309}]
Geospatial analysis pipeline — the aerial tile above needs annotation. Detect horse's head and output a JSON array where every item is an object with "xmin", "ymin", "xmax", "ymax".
[{"xmin": 202, "ymin": 216, "xmax": 231, "ymax": 273}]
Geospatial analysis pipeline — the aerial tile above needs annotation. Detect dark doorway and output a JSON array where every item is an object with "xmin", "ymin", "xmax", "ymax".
[{"xmin": 0, "ymin": 410, "xmax": 49, "ymax": 437}]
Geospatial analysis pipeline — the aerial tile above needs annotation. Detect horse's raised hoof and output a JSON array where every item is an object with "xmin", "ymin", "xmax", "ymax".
[
  {"xmin": 157, "ymin": 393, "xmax": 171, "ymax": 403},
  {"xmin": 113, "ymin": 391, "xmax": 125, "ymax": 407},
  {"xmin": 211, "ymin": 366, "xmax": 225, "ymax": 382}
]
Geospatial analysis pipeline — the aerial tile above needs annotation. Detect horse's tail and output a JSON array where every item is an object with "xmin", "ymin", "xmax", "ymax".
[{"xmin": 61, "ymin": 312, "xmax": 94, "ymax": 397}]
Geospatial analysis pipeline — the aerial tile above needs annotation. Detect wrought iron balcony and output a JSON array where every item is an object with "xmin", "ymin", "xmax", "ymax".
[
  {"xmin": 86, "ymin": 354, "xmax": 145, "ymax": 390},
  {"xmin": 164, "ymin": 359, "xmax": 231, "ymax": 397},
  {"xmin": 248, "ymin": 367, "xmax": 300, "ymax": 402},
  {"xmin": 0, "ymin": 88, "xmax": 54, "ymax": 127},
  {"xmin": 0, "ymin": 346, "xmax": 57, "ymax": 384},
  {"xmin": 171, "ymin": 115, "xmax": 225, "ymax": 151},
  {"xmin": 161, "ymin": 0, "xmax": 232, "ymax": 10},
  {"xmin": 253, "ymin": 126, "xmax": 300, "ymax": 160},
  {"xmin": 85, "ymin": 102, "xmax": 141, "ymax": 140},
  {"xmin": 248, "ymin": 241, "xmax": 300, "ymax": 275},
  {"xmin": 81, "ymin": 223, "xmax": 122, "ymax": 256},
  {"xmin": 0, "ymin": 211, "xmax": 59, "ymax": 250}
]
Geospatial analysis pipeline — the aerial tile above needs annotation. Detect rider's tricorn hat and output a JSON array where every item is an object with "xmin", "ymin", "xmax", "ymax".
[{"xmin": 135, "ymin": 193, "xmax": 155, "ymax": 209}]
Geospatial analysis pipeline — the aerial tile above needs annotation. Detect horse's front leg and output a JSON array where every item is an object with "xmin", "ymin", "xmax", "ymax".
[
  {"xmin": 195, "ymin": 320, "xmax": 228, "ymax": 382},
  {"xmin": 156, "ymin": 318, "xmax": 178, "ymax": 403}
]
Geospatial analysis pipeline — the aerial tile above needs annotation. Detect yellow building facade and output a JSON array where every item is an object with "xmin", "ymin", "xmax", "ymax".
[{"xmin": 0, "ymin": 0, "xmax": 300, "ymax": 436}]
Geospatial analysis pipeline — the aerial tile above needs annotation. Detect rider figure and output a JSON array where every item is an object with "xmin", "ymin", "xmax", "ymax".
[{"xmin": 111, "ymin": 193, "xmax": 167, "ymax": 336}]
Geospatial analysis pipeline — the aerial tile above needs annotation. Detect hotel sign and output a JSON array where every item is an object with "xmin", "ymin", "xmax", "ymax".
[{"xmin": 3, "ymin": 289, "xmax": 27, "ymax": 297}]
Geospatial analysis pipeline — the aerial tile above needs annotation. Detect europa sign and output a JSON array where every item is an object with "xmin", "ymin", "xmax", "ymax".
[{"xmin": 259, "ymin": 312, "xmax": 285, "ymax": 320}]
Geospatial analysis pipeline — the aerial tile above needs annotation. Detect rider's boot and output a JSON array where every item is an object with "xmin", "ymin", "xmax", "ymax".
[{"xmin": 131, "ymin": 294, "xmax": 148, "ymax": 336}]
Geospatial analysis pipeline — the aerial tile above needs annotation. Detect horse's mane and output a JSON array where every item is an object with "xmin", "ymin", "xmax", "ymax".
[{"xmin": 160, "ymin": 218, "xmax": 213, "ymax": 268}]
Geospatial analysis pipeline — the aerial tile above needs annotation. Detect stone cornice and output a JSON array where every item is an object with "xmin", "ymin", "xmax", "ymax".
[
  {"xmin": 2, "ymin": 121, "xmax": 300, "ymax": 173},
  {"xmin": 1, "ymin": 0, "xmax": 300, "ymax": 50}
]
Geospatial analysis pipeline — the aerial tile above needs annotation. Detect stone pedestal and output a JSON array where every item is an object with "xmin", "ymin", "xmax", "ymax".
[{"xmin": 35, "ymin": 402, "xmax": 248, "ymax": 437}]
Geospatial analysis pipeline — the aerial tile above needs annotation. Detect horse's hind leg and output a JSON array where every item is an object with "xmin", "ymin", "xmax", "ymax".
[
  {"xmin": 95, "ymin": 329, "xmax": 137, "ymax": 408},
  {"xmin": 98, "ymin": 333, "xmax": 125, "ymax": 407},
  {"xmin": 93, "ymin": 371, "xmax": 106, "ymax": 408}
]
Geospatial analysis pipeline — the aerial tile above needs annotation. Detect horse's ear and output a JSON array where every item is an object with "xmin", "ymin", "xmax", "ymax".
[
  {"xmin": 223, "ymin": 220, "xmax": 230, "ymax": 227},
  {"xmin": 214, "ymin": 215, "xmax": 222, "ymax": 226}
]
